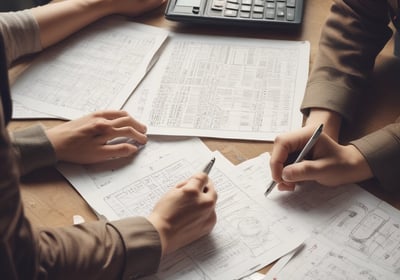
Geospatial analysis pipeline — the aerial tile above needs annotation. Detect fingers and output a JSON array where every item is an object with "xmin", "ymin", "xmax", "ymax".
[
  {"xmin": 187, "ymin": 172, "xmax": 208, "ymax": 190},
  {"xmin": 98, "ymin": 142, "xmax": 141, "ymax": 159},
  {"xmin": 87, "ymin": 111, "xmax": 148, "ymax": 144},
  {"xmin": 177, "ymin": 172, "xmax": 218, "ymax": 201},
  {"xmin": 282, "ymin": 160, "xmax": 317, "ymax": 183},
  {"xmin": 91, "ymin": 110, "xmax": 146, "ymax": 132},
  {"xmin": 270, "ymin": 126, "xmax": 320, "ymax": 183},
  {"xmin": 277, "ymin": 182, "xmax": 296, "ymax": 192}
]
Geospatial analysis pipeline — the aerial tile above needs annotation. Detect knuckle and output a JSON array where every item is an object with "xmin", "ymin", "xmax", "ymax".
[
  {"xmin": 116, "ymin": 144, "xmax": 136, "ymax": 156},
  {"xmin": 92, "ymin": 111, "xmax": 107, "ymax": 118},
  {"xmin": 92, "ymin": 118, "xmax": 109, "ymax": 131},
  {"xmin": 273, "ymin": 134, "xmax": 285, "ymax": 145},
  {"xmin": 202, "ymin": 198, "xmax": 216, "ymax": 209},
  {"xmin": 182, "ymin": 186, "xmax": 199, "ymax": 197}
]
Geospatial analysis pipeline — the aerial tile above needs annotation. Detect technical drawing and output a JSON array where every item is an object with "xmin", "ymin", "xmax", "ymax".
[
  {"xmin": 303, "ymin": 251, "xmax": 382, "ymax": 280},
  {"xmin": 321, "ymin": 202, "xmax": 400, "ymax": 274}
]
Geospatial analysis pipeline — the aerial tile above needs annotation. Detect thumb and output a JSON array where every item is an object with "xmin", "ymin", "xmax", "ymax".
[{"xmin": 282, "ymin": 161, "xmax": 316, "ymax": 182}]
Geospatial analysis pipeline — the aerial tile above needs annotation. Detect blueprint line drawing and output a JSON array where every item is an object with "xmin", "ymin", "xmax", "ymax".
[
  {"xmin": 103, "ymin": 159, "xmax": 192, "ymax": 217},
  {"xmin": 320, "ymin": 201, "xmax": 400, "ymax": 273}
]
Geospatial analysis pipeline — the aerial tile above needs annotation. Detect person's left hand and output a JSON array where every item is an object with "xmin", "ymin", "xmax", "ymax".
[{"xmin": 46, "ymin": 110, "xmax": 147, "ymax": 164}]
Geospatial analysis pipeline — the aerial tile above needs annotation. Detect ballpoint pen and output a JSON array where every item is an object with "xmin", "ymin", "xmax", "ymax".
[
  {"xmin": 264, "ymin": 124, "xmax": 323, "ymax": 197},
  {"xmin": 202, "ymin": 157, "xmax": 216, "ymax": 175}
]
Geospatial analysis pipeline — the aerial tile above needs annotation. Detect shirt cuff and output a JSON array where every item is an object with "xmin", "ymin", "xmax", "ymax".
[
  {"xmin": 301, "ymin": 81, "xmax": 359, "ymax": 122},
  {"xmin": 11, "ymin": 124, "xmax": 56, "ymax": 175},
  {"xmin": 350, "ymin": 123, "xmax": 400, "ymax": 192}
]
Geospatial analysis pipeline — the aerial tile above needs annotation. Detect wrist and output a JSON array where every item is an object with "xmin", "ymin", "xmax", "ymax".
[{"xmin": 306, "ymin": 108, "xmax": 342, "ymax": 141}]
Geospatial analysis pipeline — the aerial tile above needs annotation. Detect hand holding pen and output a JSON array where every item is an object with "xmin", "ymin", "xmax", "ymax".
[
  {"xmin": 266, "ymin": 124, "xmax": 323, "ymax": 196},
  {"xmin": 148, "ymin": 157, "xmax": 217, "ymax": 255}
]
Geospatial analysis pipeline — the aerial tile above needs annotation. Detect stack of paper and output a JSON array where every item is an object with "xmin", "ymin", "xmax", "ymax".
[
  {"xmin": 12, "ymin": 17, "xmax": 309, "ymax": 141},
  {"xmin": 12, "ymin": 17, "xmax": 168, "ymax": 120}
]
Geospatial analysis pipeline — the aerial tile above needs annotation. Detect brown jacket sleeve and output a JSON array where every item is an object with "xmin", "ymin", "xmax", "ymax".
[
  {"xmin": 351, "ymin": 119, "xmax": 400, "ymax": 193},
  {"xmin": 302, "ymin": 0, "xmax": 393, "ymax": 121},
  {"xmin": 0, "ymin": 10, "xmax": 57, "ymax": 174},
  {"xmin": 0, "ymin": 101, "xmax": 161, "ymax": 280},
  {"xmin": 301, "ymin": 0, "xmax": 400, "ymax": 191},
  {"xmin": 0, "ymin": 10, "xmax": 162, "ymax": 279},
  {"xmin": 10, "ymin": 124, "xmax": 57, "ymax": 175},
  {"xmin": 0, "ymin": 127, "xmax": 161, "ymax": 279}
]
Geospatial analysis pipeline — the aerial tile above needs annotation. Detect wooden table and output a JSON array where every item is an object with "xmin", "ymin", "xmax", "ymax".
[{"xmin": 8, "ymin": 0, "xmax": 400, "ymax": 274}]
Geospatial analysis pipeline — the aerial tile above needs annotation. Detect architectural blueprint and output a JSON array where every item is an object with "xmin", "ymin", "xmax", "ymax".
[
  {"xmin": 234, "ymin": 153, "xmax": 400, "ymax": 279},
  {"xmin": 58, "ymin": 138, "xmax": 305, "ymax": 280},
  {"xmin": 313, "ymin": 193, "xmax": 400, "ymax": 276},
  {"xmin": 123, "ymin": 33, "xmax": 309, "ymax": 141}
]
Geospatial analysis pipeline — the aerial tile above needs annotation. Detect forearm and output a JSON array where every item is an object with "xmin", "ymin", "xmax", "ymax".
[{"xmin": 31, "ymin": 0, "xmax": 114, "ymax": 48}]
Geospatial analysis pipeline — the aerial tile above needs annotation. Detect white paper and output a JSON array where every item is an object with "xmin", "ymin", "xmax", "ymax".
[
  {"xmin": 235, "ymin": 152, "xmax": 362, "ymax": 232},
  {"xmin": 270, "ymin": 190, "xmax": 400, "ymax": 279},
  {"xmin": 12, "ymin": 17, "xmax": 168, "ymax": 120},
  {"xmin": 58, "ymin": 138, "xmax": 305, "ymax": 280},
  {"xmin": 123, "ymin": 33, "xmax": 309, "ymax": 141},
  {"xmin": 235, "ymin": 153, "xmax": 400, "ymax": 280}
]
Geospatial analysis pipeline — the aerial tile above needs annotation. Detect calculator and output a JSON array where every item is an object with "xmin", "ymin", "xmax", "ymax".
[{"xmin": 165, "ymin": 0, "xmax": 304, "ymax": 28}]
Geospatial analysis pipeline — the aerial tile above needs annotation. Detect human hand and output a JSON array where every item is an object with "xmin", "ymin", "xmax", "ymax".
[
  {"xmin": 270, "ymin": 125, "xmax": 373, "ymax": 191},
  {"xmin": 46, "ymin": 110, "xmax": 147, "ymax": 164},
  {"xmin": 100, "ymin": 0, "xmax": 167, "ymax": 17},
  {"xmin": 147, "ymin": 172, "xmax": 217, "ymax": 256}
]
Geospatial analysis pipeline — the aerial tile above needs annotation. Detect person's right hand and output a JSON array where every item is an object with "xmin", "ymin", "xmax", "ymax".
[
  {"xmin": 269, "ymin": 125, "xmax": 374, "ymax": 192},
  {"xmin": 147, "ymin": 172, "xmax": 217, "ymax": 256}
]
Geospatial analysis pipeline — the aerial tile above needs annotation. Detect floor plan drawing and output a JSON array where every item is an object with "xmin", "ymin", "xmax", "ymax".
[{"xmin": 320, "ymin": 200, "xmax": 400, "ymax": 274}]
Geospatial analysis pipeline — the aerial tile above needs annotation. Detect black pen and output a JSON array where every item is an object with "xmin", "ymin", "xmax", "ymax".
[
  {"xmin": 202, "ymin": 157, "xmax": 216, "ymax": 175},
  {"xmin": 264, "ymin": 124, "xmax": 323, "ymax": 197}
]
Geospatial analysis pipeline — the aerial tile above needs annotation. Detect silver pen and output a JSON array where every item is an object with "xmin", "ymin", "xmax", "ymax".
[
  {"xmin": 202, "ymin": 157, "xmax": 216, "ymax": 175},
  {"xmin": 264, "ymin": 124, "xmax": 323, "ymax": 197}
]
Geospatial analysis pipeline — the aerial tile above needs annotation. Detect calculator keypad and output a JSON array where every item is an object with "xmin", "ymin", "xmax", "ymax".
[{"xmin": 209, "ymin": 0, "xmax": 296, "ymax": 21}]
